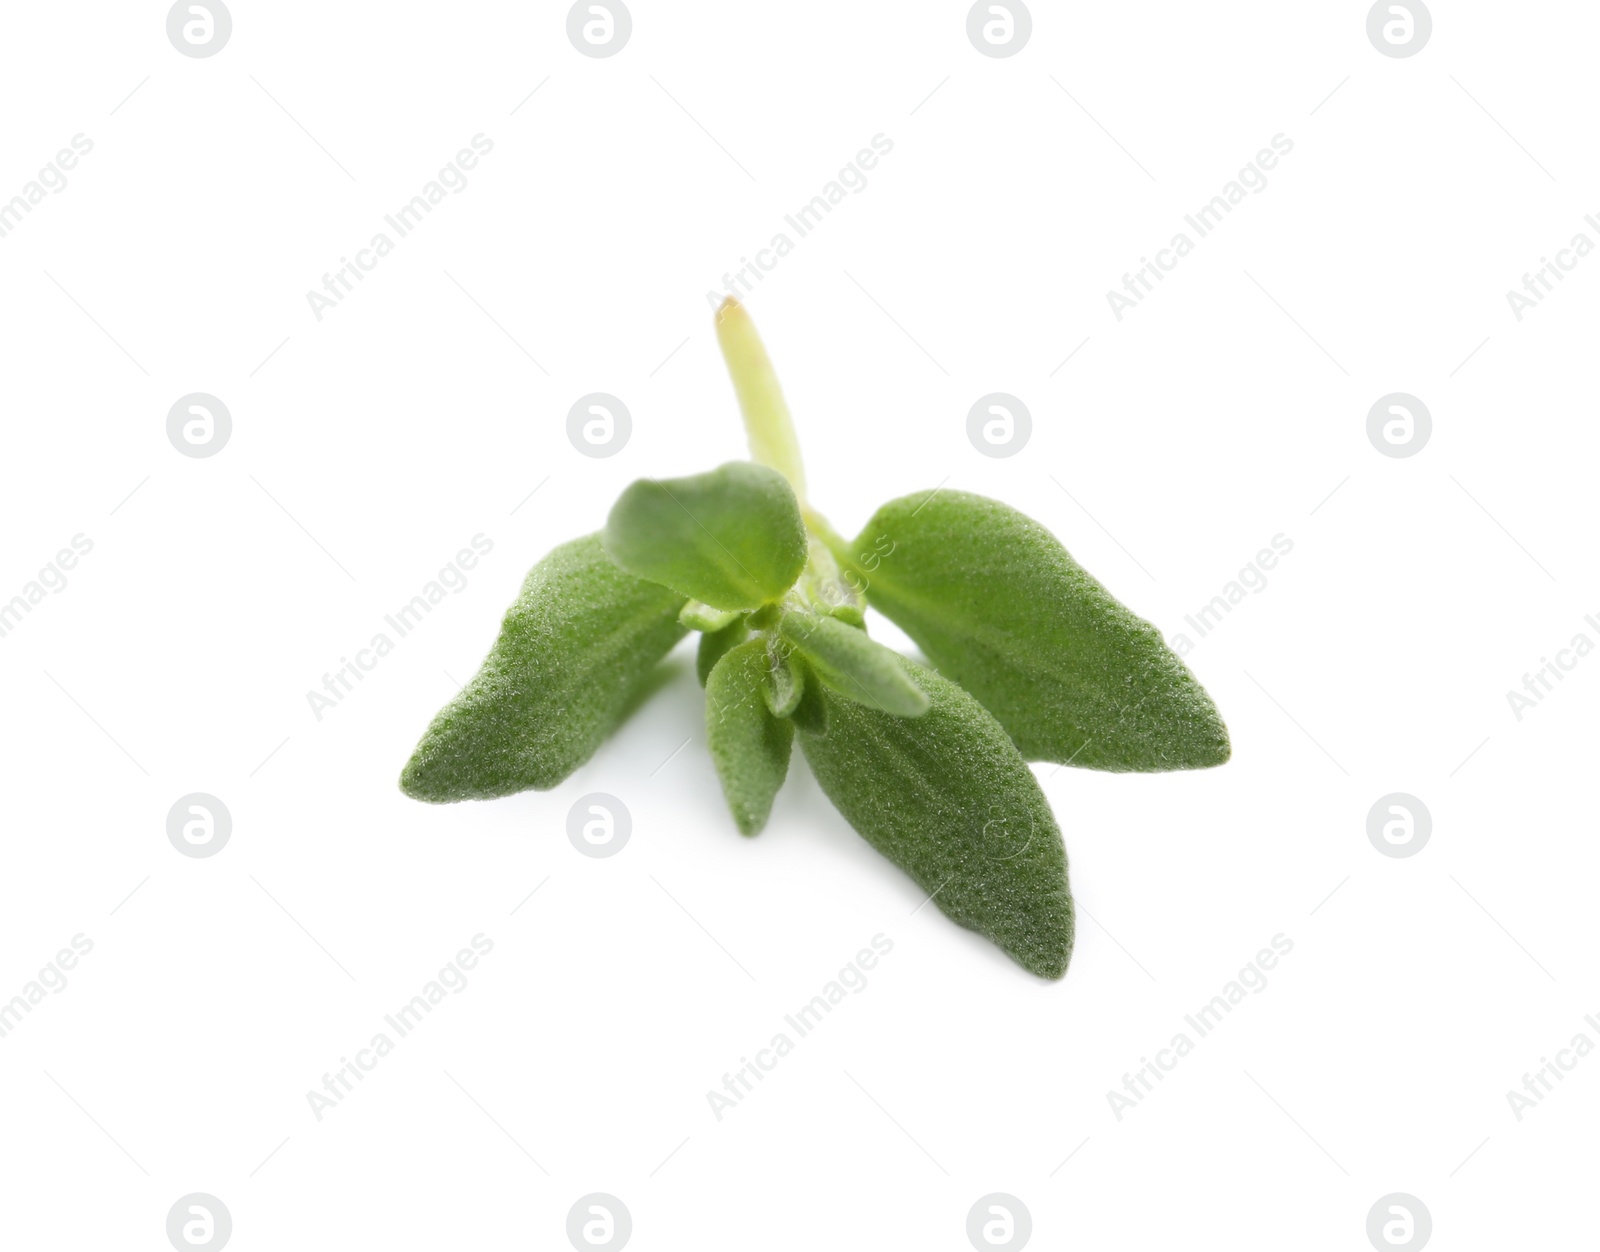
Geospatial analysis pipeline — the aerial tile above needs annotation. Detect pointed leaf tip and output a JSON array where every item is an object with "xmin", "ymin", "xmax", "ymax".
[
  {"xmin": 399, "ymin": 534, "xmax": 686, "ymax": 801},
  {"xmin": 778, "ymin": 612, "xmax": 929, "ymax": 718},
  {"xmin": 798, "ymin": 654, "xmax": 1074, "ymax": 979},
  {"xmin": 706, "ymin": 639, "xmax": 793, "ymax": 835},
  {"xmin": 851, "ymin": 490, "xmax": 1230, "ymax": 772}
]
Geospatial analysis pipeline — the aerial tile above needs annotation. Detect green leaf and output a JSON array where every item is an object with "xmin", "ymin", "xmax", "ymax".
[
  {"xmin": 788, "ymin": 661, "xmax": 829, "ymax": 736},
  {"xmin": 798, "ymin": 654, "xmax": 1074, "ymax": 979},
  {"xmin": 706, "ymin": 639, "xmax": 793, "ymax": 835},
  {"xmin": 777, "ymin": 611, "xmax": 930, "ymax": 718},
  {"xmin": 795, "ymin": 535, "xmax": 865, "ymax": 625},
  {"xmin": 849, "ymin": 491, "xmax": 1229, "ymax": 772},
  {"xmin": 680, "ymin": 600, "xmax": 742, "ymax": 633},
  {"xmin": 764, "ymin": 649, "xmax": 805, "ymax": 718},
  {"xmin": 697, "ymin": 619, "xmax": 749, "ymax": 686},
  {"xmin": 400, "ymin": 534, "xmax": 686, "ymax": 801},
  {"xmin": 603, "ymin": 461, "xmax": 807, "ymax": 611}
]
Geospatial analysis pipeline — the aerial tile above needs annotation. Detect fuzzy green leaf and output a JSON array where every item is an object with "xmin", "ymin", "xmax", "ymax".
[
  {"xmin": 789, "ymin": 662, "xmax": 829, "ymax": 736},
  {"xmin": 680, "ymin": 600, "xmax": 742, "ymax": 633},
  {"xmin": 765, "ymin": 649, "xmax": 805, "ymax": 717},
  {"xmin": 603, "ymin": 461, "xmax": 807, "ymax": 611},
  {"xmin": 777, "ymin": 612, "xmax": 930, "ymax": 718},
  {"xmin": 400, "ymin": 534, "xmax": 686, "ymax": 801},
  {"xmin": 697, "ymin": 619, "xmax": 749, "ymax": 686},
  {"xmin": 795, "ymin": 535, "xmax": 865, "ymax": 625},
  {"xmin": 798, "ymin": 654, "xmax": 1074, "ymax": 979},
  {"xmin": 849, "ymin": 491, "xmax": 1229, "ymax": 772},
  {"xmin": 706, "ymin": 639, "xmax": 793, "ymax": 835}
]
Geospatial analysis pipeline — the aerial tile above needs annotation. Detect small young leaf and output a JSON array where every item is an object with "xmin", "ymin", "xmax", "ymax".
[
  {"xmin": 788, "ymin": 663, "xmax": 829, "ymax": 736},
  {"xmin": 706, "ymin": 639, "xmax": 793, "ymax": 836},
  {"xmin": 603, "ymin": 461, "xmax": 807, "ymax": 610},
  {"xmin": 798, "ymin": 654, "xmax": 1074, "ymax": 979},
  {"xmin": 849, "ymin": 491, "xmax": 1229, "ymax": 771},
  {"xmin": 697, "ymin": 619, "xmax": 749, "ymax": 686},
  {"xmin": 400, "ymin": 534, "xmax": 686, "ymax": 801},
  {"xmin": 745, "ymin": 603, "xmax": 781, "ymax": 631},
  {"xmin": 764, "ymin": 649, "xmax": 805, "ymax": 718},
  {"xmin": 796, "ymin": 535, "xmax": 865, "ymax": 625},
  {"xmin": 680, "ymin": 600, "xmax": 742, "ymax": 633},
  {"xmin": 777, "ymin": 612, "xmax": 930, "ymax": 718}
]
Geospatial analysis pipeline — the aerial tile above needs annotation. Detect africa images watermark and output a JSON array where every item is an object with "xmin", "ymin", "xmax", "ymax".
[
  {"xmin": 1503, "ymin": 612, "xmax": 1600, "ymax": 722},
  {"xmin": 0, "ymin": 134, "xmax": 94, "ymax": 241},
  {"xmin": 705, "ymin": 933, "xmax": 894, "ymax": 1121},
  {"xmin": 306, "ymin": 534, "xmax": 493, "ymax": 721},
  {"xmin": 1105, "ymin": 933, "xmax": 1294, "ymax": 1121},
  {"xmin": 1504, "ymin": 1009, "xmax": 1600, "ymax": 1121},
  {"xmin": 0, "ymin": 534, "xmax": 94, "ymax": 640},
  {"xmin": 703, "ymin": 134, "xmax": 894, "ymax": 310},
  {"xmin": 1105, "ymin": 133, "xmax": 1294, "ymax": 322},
  {"xmin": 1166, "ymin": 533, "xmax": 1293, "ymax": 657},
  {"xmin": 0, "ymin": 934, "xmax": 94, "ymax": 1040},
  {"xmin": 306, "ymin": 934, "xmax": 494, "ymax": 1120},
  {"xmin": 1503, "ymin": 212, "xmax": 1600, "ymax": 321},
  {"xmin": 304, "ymin": 134, "xmax": 494, "ymax": 321}
]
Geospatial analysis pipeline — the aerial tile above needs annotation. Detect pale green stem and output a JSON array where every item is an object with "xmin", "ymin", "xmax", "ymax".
[
  {"xmin": 803, "ymin": 509, "xmax": 853, "ymax": 569},
  {"xmin": 714, "ymin": 296, "xmax": 808, "ymax": 502},
  {"xmin": 714, "ymin": 297, "xmax": 862, "ymax": 618}
]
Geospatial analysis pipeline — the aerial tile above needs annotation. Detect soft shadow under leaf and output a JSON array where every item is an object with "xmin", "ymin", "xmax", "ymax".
[{"xmin": 400, "ymin": 534, "xmax": 687, "ymax": 801}]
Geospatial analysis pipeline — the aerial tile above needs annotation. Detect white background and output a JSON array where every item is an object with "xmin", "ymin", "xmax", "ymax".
[{"xmin": 1, "ymin": 2, "xmax": 1595, "ymax": 1248}]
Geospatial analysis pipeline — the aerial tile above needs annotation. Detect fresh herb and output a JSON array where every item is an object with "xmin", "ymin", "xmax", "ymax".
[{"xmin": 400, "ymin": 298, "xmax": 1230, "ymax": 978}]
